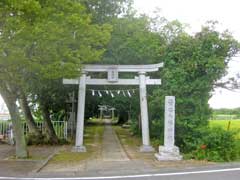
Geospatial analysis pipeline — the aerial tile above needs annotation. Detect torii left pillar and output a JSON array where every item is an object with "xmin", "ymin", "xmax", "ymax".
[{"xmin": 72, "ymin": 72, "xmax": 87, "ymax": 152}]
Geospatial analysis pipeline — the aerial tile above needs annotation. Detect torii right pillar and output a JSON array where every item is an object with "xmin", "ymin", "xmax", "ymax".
[{"xmin": 139, "ymin": 72, "xmax": 154, "ymax": 152}]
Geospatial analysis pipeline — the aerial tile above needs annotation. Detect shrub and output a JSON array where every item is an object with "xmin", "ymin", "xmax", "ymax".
[
  {"xmin": 150, "ymin": 119, "xmax": 164, "ymax": 139},
  {"xmin": 129, "ymin": 119, "xmax": 141, "ymax": 135},
  {"xmin": 26, "ymin": 133, "xmax": 46, "ymax": 145},
  {"xmin": 188, "ymin": 127, "xmax": 239, "ymax": 162}
]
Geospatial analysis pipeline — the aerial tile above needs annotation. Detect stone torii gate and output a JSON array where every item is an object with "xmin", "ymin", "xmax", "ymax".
[
  {"xmin": 98, "ymin": 105, "xmax": 107, "ymax": 120},
  {"xmin": 63, "ymin": 63, "xmax": 163, "ymax": 152}
]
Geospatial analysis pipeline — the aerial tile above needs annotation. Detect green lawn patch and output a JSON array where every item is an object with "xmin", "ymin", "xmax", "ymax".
[
  {"xmin": 114, "ymin": 126, "xmax": 141, "ymax": 147},
  {"xmin": 50, "ymin": 124, "xmax": 104, "ymax": 163},
  {"xmin": 50, "ymin": 151, "xmax": 92, "ymax": 163}
]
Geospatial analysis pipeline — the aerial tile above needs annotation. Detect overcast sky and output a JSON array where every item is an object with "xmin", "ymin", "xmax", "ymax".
[
  {"xmin": 134, "ymin": 0, "xmax": 240, "ymax": 109},
  {"xmin": 0, "ymin": 0, "xmax": 240, "ymax": 111}
]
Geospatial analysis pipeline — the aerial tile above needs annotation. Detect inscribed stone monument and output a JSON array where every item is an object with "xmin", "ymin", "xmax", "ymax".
[{"xmin": 155, "ymin": 96, "xmax": 182, "ymax": 161}]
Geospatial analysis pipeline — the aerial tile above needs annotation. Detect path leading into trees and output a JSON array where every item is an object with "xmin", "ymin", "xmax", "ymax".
[{"xmin": 101, "ymin": 119, "xmax": 129, "ymax": 161}]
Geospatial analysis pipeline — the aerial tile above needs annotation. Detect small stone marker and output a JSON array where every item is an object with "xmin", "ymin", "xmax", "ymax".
[{"xmin": 155, "ymin": 96, "xmax": 182, "ymax": 161}]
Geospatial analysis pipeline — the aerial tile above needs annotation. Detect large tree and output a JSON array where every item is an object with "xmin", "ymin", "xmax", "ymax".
[
  {"xmin": 149, "ymin": 21, "xmax": 239, "ymax": 151},
  {"xmin": 0, "ymin": 0, "xmax": 111, "ymax": 157}
]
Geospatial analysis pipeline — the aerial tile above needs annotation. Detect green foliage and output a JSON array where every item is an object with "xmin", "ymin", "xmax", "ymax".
[
  {"xmin": 0, "ymin": 0, "xmax": 112, "ymax": 148},
  {"xmin": 149, "ymin": 119, "xmax": 164, "ymax": 139},
  {"xmin": 80, "ymin": 0, "xmax": 133, "ymax": 23},
  {"xmin": 187, "ymin": 127, "xmax": 239, "ymax": 161},
  {"xmin": 129, "ymin": 119, "xmax": 140, "ymax": 135},
  {"xmin": 0, "ymin": 0, "xmax": 112, "ymax": 83},
  {"xmin": 0, "ymin": 0, "xmax": 112, "ymax": 96},
  {"xmin": 26, "ymin": 133, "xmax": 46, "ymax": 145},
  {"xmin": 103, "ymin": 16, "xmax": 165, "ymax": 64},
  {"xmin": 149, "ymin": 21, "xmax": 239, "ymax": 152}
]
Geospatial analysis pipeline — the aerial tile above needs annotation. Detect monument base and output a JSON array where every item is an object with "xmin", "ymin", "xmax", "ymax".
[
  {"xmin": 140, "ymin": 145, "xmax": 155, "ymax": 152},
  {"xmin": 155, "ymin": 146, "xmax": 182, "ymax": 161},
  {"xmin": 72, "ymin": 145, "xmax": 87, "ymax": 152}
]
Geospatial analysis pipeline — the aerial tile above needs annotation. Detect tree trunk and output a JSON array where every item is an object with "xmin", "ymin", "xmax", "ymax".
[
  {"xmin": 19, "ymin": 92, "xmax": 41, "ymax": 136},
  {"xmin": 40, "ymin": 102, "xmax": 58, "ymax": 144},
  {"xmin": 0, "ymin": 86, "xmax": 28, "ymax": 158}
]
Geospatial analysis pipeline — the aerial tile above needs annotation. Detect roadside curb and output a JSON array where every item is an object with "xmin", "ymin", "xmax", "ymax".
[{"xmin": 3, "ymin": 166, "xmax": 240, "ymax": 180}]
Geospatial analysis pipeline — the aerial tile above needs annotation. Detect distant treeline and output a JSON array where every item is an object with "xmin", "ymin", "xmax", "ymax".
[
  {"xmin": 211, "ymin": 108, "xmax": 240, "ymax": 119},
  {"xmin": 212, "ymin": 108, "xmax": 240, "ymax": 115}
]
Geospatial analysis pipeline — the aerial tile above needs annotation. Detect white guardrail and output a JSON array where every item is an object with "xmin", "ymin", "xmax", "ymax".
[{"xmin": 0, "ymin": 121, "xmax": 68, "ymax": 142}]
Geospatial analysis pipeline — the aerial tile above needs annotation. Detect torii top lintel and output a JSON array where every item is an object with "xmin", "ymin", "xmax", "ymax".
[
  {"xmin": 63, "ymin": 63, "xmax": 163, "ymax": 85},
  {"xmin": 83, "ymin": 63, "xmax": 163, "ymax": 73}
]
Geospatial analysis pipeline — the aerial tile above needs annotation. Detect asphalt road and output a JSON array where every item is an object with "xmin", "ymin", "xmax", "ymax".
[{"xmin": 0, "ymin": 167, "xmax": 240, "ymax": 180}]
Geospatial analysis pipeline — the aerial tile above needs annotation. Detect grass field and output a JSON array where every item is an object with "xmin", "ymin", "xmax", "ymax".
[{"xmin": 209, "ymin": 119, "xmax": 240, "ymax": 138}]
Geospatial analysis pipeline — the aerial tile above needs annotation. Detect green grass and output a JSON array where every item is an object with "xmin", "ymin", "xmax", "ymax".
[
  {"xmin": 50, "ymin": 151, "xmax": 92, "ymax": 163},
  {"xmin": 209, "ymin": 119, "xmax": 240, "ymax": 130},
  {"xmin": 209, "ymin": 119, "xmax": 240, "ymax": 139},
  {"xmin": 114, "ymin": 126, "xmax": 141, "ymax": 147},
  {"xmin": 50, "ymin": 124, "xmax": 104, "ymax": 163}
]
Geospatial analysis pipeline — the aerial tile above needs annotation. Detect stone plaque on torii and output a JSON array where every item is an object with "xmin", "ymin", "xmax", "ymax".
[{"xmin": 63, "ymin": 63, "xmax": 163, "ymax": 152}]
